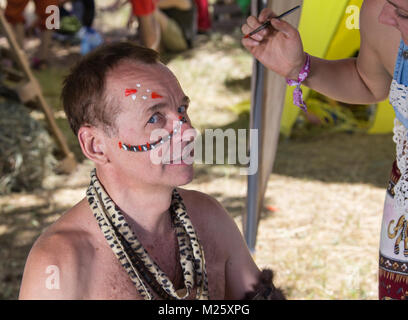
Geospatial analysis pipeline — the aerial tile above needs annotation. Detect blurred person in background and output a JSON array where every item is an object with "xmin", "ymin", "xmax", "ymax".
[
  {"xmin": 59, "ymin": 0, "xmax": 102, "ymax": 55},
  {"xmin": 106, "ymin": 0, "xmax": 197, "ymax": 52},
  {"xmin": 59, "ymin": 0, "xmax": 95, "ymax": 30},
  {"xmin": 5, "ymin": 0, "xmax": 59, "ymax": 68},
  {"xmin": 195, "ymin": 0, "xmax": 211, "ymax": 33}
]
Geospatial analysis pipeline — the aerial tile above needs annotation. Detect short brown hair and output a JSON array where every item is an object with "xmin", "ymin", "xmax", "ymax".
[{"xmin": 61, "ymin": 41, "xmax": 160, "ymax": 136}]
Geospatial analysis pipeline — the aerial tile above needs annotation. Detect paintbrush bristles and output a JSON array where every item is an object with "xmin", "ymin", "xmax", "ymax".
[{"xmin": 243, "ymin": 5, "xmax": 301, "ymax": 39}]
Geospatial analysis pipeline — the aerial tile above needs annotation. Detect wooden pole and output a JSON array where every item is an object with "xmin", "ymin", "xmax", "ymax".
[
  {"xmin": 244, "ymin": 0, "xmax": 303, "ymax": 253},
  {"xmin": 0, "ymin": 9, "xmax": 76, "ymax": 172}
]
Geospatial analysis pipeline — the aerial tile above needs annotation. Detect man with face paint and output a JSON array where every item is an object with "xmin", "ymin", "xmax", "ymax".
[
  {"xmin": 18, "ymin": 42, "xmax": 285, "ymax": 300},
  {"xmin": 242, "ymin": 0, "xmax": 408, "ymax": 299}
]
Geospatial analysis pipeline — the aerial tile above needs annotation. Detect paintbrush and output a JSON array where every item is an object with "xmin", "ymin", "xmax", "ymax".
[{"xmin": 243, "ymin": 5, "xmax": 301, "ymax": 39}]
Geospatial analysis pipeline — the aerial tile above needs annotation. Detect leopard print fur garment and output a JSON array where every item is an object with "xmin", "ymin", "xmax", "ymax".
[{"xmin": 86, "ymin": 169, "xmax": 209, "ymax": 300}]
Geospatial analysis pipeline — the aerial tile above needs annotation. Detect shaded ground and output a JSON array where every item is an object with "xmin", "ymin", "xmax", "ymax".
[
  {"xmin": 0, "ymin": 0, "xmax": 396, "ymax": 300},
  {"xmin": 275, "ymin": 132, "xmax": 395, "ymax": 188}
]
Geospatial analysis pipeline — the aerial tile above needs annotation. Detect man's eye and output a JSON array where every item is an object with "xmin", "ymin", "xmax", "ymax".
[
  {"xmin": 397, "ymin": 10, "xmax": 408, "ymax": 19},
  {"xmin": 148, "ymin": 113, "xmax": 161, "ymax": 124},
  {"xmin": 178, "ymin": 105, "xmax": 187, "ymax": 113}
]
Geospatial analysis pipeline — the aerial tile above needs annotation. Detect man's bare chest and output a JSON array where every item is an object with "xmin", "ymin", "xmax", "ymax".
[{"xmin": 80, "ymin": 239, "xmax": 226, "ymax": 299}]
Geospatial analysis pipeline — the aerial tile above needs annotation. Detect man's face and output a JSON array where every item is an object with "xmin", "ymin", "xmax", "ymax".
[
  {"xmin": 102, "ymin": 62, "xmax": 196, "ymax": 189},
  {"xmin": 379, "ymin": 0, "xmax": 408, "ymax": 44}
]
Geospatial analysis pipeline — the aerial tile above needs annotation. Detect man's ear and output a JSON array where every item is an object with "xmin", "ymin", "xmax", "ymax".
[{"xmin": 78, "ymin": 126, "xmax": 109, "ymax": 164}]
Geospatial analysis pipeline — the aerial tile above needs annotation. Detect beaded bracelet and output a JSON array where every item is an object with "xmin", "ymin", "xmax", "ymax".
[{"xmin": 286, "ymin": 53, "xmax": 311, "ymax": 112}]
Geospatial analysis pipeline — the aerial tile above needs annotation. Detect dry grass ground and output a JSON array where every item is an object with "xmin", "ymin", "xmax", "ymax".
[{"xmin": 0, "ymin": 1, "xmax": 396, "ymax": 299}]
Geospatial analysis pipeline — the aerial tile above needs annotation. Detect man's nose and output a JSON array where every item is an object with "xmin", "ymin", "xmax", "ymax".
[
  {"xmin": 379, "ymin": 3, "xmax": 398, "ymax": 27},
  {"xmin": 166, "ymin": 115, "xmax": 192, "ymax": 137}
]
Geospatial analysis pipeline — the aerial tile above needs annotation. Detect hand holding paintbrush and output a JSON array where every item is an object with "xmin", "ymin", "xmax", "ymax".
[
  {"xmin": 243, "ymin": 5, "xmax": 301, "ymax": 39},
  {"xmin": 241, "ymin": 6, "xmax": 307, "ymax": 81}
]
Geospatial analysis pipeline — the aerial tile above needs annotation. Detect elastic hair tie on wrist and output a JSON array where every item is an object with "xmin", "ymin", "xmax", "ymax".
[{"xmin": 286, "ymin": 53, "xmax": 311, "ymax": 113}]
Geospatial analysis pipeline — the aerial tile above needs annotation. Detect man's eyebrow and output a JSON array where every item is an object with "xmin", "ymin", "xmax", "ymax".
[
  {"xmin": 142, "ymin": 96, "xmax": 191, "ymax": 120},
  {"xmin": 143, "ymin": 102, "xmax": 167, "ymax": 119},
  {"xmin": 183, "ymin": 96, "xmax": 191, "ymax": 104}
]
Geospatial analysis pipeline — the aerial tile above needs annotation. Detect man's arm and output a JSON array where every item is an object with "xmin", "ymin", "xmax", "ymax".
[
  {"xmin": 201, "ymin": 194, "xmax": 287, "ymax": 299},
  {"xmin": 194, "ymin": 193, "xmax": 261, "ymax": 299},
  {"xmin": 220, "ymin": 208, "xmax": 261, "ymax": 299},
  {"xmin": 241, "ymin": 0, "xmax": 399, "ymax": 105},
  {"xmin": 19, "ymin": 231, "xmax": 84, "ymax": 299},
  {"xmin": 181, "ymin": 189, "xmax": 262, "ymax": 299}
]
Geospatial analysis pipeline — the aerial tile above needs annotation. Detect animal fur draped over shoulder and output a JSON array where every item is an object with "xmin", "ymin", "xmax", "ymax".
[{"xmin": 244, "ymin": 269, "xmax": 286, "ymax": 300}]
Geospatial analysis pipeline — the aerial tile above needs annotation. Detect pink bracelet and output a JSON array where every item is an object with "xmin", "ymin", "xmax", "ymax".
[{"xmin": 286, "ymin": 53, "xmax": 311, "ymax": 112}]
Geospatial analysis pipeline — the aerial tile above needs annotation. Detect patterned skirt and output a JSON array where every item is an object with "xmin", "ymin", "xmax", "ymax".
[{"xmin": 379, "ymin": 160, "xmax": 408, "ymax": 299}]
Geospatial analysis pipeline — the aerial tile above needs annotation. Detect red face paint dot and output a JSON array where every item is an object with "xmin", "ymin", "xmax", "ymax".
[
  {"xmin": 151, "ymin": 92, "xmax": 163, "ymax": 99},
  {"xmin": 125, "ymin": 89, "xmax": 138, "ymax": 96},
  {"xmin": 119, "ymin": 141, "xmax": 123, "ymax": 149}
]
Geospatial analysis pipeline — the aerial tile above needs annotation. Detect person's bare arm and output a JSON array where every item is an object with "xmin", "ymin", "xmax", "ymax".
[
  {"xmin": 199, "ymin": 194, "xmax": 261, "ymax": 299},
  {"xmin": 182, "ymin": 189, "xmax": 261, "ymax": 299},
  {"xmin": 304, "ymin": 0, "xmax": 398, "ymax": 104},
  {"xmin": 303, "ymin": 54, "xmax": 390, "ymax": 104},
  {"xmin": 222, "ymin": 212, "xmax": 261, "ymax": 300},
  {"xmin": 241, "ymin": 1, "xmax": 399, "ymax": 105},
  {"xmin": 19, "ymin": 231, "xmax": 85, "ymax": 300},
  {"xmin": 158, "ymin": 0, "xmax": 191, "ymax": 10}
]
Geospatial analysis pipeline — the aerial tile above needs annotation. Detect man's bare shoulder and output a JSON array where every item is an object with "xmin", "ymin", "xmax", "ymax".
[
  {"xmin": 177, "ymin": 188, "xmax": 231, "ymax": 222},
  {"xmin": 176, "ymin": 188, "xmax": 242, "ymax": 246},
  {"xmin": 19, "ymin": 199, "xmax": 96, "ymax": 299},
  {"xmin": 177, "ymin": 189, "xmax": 261, "ymax": 299}
]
